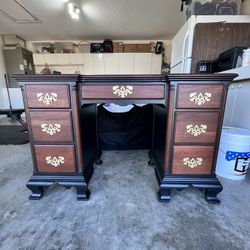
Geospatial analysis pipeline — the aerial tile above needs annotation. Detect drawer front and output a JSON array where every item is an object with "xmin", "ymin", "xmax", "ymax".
[
  {"xmin": 172, "ymin": 146, "xmax": 214, "ymax": 174},
  {"xmin": 174, "ymin": 112, "xmax": 219, "ymax": 144},
  {"xmin": 34, "ymin": 145, "xmax": 76, "ymax": 173},
  {"xmin": 25, "ymin": 85, "xmax": 70, "ymax": 108},
  {"xmin": 177, "ymin": 84, "xmax": 223, "ymax": 109},
  {"xmin": 29, "ymin": 111, "xmax": 73, "ymax": 142},
  {"xmin": 82, "ymin": 84, "xmax": 165, "ymax": 100}
]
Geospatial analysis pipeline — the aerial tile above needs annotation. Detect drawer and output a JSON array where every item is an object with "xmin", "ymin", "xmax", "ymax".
[
  {"xmin": 174, "ymin": 112, "xmax": 219, "ymax": 144},
  {"xmin": 29, "ymin": 111, "xmax": 73, "ymax": 142},
  {"xmin": 172, "ymin": 146, "xmax": 214, "ymax": 174},
  {"xmin": 34, "ymin": 145, "xmax": 76, "ymax": 173},
  {"xmin": 25, "ymin": 85, "xmax": 70, "ymax": 108},
  {"xmin": 82, "ymin": 84, "xmax": 165, "ymax": 100},
  {"xmin": 177, "ymin": 84, "xmax": 224, "ymax": 109}
]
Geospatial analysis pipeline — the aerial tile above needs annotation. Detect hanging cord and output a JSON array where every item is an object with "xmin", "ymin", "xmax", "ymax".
[
  {"xmin": 181, "ymin": 0, "xmax": 192, "ymax": 11},
  {"xmin": 4, "ymin": 74, "xmax": 12, "ymax": 110},
  {"xmin": 181, "ymin": 0, "xmax": 184, "ymax": 11}
]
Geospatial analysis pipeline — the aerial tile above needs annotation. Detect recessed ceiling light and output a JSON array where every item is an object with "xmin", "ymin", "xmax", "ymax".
[{"xmin": 66, "ymin": 0, "xmax": 80, "ymax": 20}]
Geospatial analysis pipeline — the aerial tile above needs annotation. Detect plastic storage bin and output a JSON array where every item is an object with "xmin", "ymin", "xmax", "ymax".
[
  {"xmin": 242, "ymin": 48, "xmax": 250, "ymax": 67},
  {"xmin": 186, "ymin": 0, "xmax": 241, "ymax": 19},
  {"xmin": 217, "ymin": 47, "xmax": 247, "ymax": 71},
  {"xmin": 216, "ymin": 127, "xmax": 250, "ymax": 180}
]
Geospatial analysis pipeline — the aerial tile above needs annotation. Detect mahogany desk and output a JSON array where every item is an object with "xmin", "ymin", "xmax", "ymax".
[{"xmin": 14, "ymin": 74, "xmax": 237, "ymax": 203}]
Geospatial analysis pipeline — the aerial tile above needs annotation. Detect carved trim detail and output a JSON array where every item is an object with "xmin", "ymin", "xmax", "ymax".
[
  {"xmin": 186, "ymin": 124, "xmax": 207, "ymax": 136},
  {"xmin": 183, "ymin": 157, "xmax": 203, "ymax": 168},
  {"xmin": 112, "ymin": 85, "xmax": 133, "ymax": 98},
  {"xmin": 37, "ymin": 92, "xmax": 58, "ymax": 105},
  {"xmin": 46, "ymin": 156, "xmax": 64, "ymax": 167},
  {"xmin": 41, "ymin": 123, "xmax": 61, "ymax": 135},
  {"xmin": 189, "ymin": 92, "xmax": 211, "ymax": 105}
]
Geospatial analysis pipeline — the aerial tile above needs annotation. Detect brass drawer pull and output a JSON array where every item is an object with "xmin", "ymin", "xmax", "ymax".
[
  {"xmin": 189, "ymin": 92, "xmax": 211, "ymax": 105},
  {"xmin": 186, "ymin": 124, "xmax": 207, "ymax": 136},
  {"xmin": 183, "ymin": 157, "xmax": 203, "ymax": 168},
  {"xmin": 41, "ymin": 123, "xmax": 61, "ymax": 135},
  {"xmin": 46, "ymin": 156, "xmax": 64, "ymax": 167},
  {"xmin": 112, "ymin": 85, "xmax": 133, "ymax": 98},
  {"xmin": 37, "ymin": 92, "xmax": 58, "ymax": 105}
]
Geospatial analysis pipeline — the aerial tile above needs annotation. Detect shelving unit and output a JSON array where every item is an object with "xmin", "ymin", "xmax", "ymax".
[{"xmin": 33, "ymin": 53, "xmax": 162, "ymax": 75}]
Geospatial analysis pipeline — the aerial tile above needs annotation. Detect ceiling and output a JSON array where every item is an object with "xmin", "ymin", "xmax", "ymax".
[{"xmin": 0, "ymin": 0, "xmax": 186, "ymax": 41}]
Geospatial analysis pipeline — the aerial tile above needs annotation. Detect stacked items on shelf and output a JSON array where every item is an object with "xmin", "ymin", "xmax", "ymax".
[
  {"xmin": 33, "ymin": 42, "xmax": 76, "ymax": 54},
  {"xmin": 32, "ymin": 40, "xmax": 165, "ymax": 54}
]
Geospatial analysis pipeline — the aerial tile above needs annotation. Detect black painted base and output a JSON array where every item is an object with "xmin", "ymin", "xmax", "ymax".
[
  {"xmin": 26, "ymin": 175, "xmax": 91, "ymax": 201},
  {"xmin": 155, "ymin": 167, "xmax": 223, "ymax": 204}
]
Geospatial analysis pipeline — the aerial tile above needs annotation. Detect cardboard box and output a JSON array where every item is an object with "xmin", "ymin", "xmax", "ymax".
[
  {"xmin": 113, "ymin": 42, "xmax": 124, "ymax": 53},
  {"xmin": 136, "ymin": 44, "xmax": 152, "ymax": 53},
  {"xmin": 123, "ymin": 44, "xmax": 137, "ymax": 53},
  {"xmin": 123, "ymin": 43, "xmax": 152, "ymax": 53}
]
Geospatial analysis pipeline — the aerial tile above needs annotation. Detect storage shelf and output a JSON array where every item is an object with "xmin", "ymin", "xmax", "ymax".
[{"xmin": 33, "ymin": 53, "xmax": 162, "ymax": 74}]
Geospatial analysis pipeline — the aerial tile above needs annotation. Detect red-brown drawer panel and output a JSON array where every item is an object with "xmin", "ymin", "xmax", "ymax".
[
  {"xmin": 29, "ymin": 111, "xmax": 73, "ymax": 142},
  {"xmin": 82, "ymin": 84, "xmax": 165, "ymax": 99},
  {"xmin": 25, "ymin": 85, "xmax": 70, "ymax": 108},
  {"xmin": 174, "ymin": 112, "xmax": 219, "ymax": 144},
  {"xmin": 177, "ymin": 84, "xmax": 223, "ymax": 109},
  {"xmin": 172, "ymin": 146, "xmax": 214, "ymax": 174},
  {"xmin": 34, "ymin": 145, "xmax": 76, "ymax": 173}
]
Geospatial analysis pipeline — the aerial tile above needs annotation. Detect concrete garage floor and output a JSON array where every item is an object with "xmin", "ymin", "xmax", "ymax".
[{"xmin": 0, "ymin": 144, "xmax": 250, "ymax": 250}]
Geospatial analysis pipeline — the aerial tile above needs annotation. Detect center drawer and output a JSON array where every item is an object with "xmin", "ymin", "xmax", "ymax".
[
  {"xmin": 29, "ymin": 111, "xmax": 73, "ymax": 142},
  {"xmin": 174, "ymin": 111, "xmax": 219, "ymax": 144},
  {"xmin": 34, "ymin": 145, "xmax": 76, "ymax": 173},
  {"xmin": 82, "ymin": 84, "xmax": 165, "ymax": 100}
]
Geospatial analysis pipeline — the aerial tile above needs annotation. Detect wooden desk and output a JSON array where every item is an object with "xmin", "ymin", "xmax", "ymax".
[{"xmin": 14, "ymin": 74, "xmax": 237, "ymax": 203}]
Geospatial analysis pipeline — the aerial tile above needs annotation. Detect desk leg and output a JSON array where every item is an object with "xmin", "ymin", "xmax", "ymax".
[
  {"xmin": 26, "ymin": 175, "xmax": 90, "ymax": 201},
  {"xmin": 26, "ymin": 181, "xmax": 44, "ymax": 200},
  {"xmin": 75, "ymin": 185, "xmax": 91, "ymax": 201},
  {"xmin": 157, "ymin": 175, "xmax": 223, "ymax": 203},
  {"xmin": 158, "ymin": 188, "xmax": 171, "ymax": 203}
]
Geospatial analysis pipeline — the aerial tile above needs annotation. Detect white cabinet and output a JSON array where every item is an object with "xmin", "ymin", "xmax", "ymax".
[
  {"xmin": 69, "ymin": 53, "xmax": 84, "ymax": 65},
  {"xmin": 56, "ymin": 53, "xmax": 70, "ymax": 65},
  {"xmin": 94, "ymin": 54, "xmax": 105, "ymax": 74},
  {"xmin": 33, "ymin": 53, "xmax": 162, "ymax": 75},
  {"xmin": 33, "ymin": 54, "xmax": 45, "ymax": 65},
  {"xmin": 119, "ymin": 54, "xmax": 134, "ymax": 74},
  {"xmin": 152, "ymin": 54, "xmax": 162, "ymax": 74},
  {"xmin": 84, "ymin": 53, "xmax": 94, "ymax": 74},
  {"xmin": 43, "ymin": 54, "xmax": 57, "ymax": 65},
  {"xmin": 33, "ymin": 53, "xmax": 85, "ymax": 66},
  {"xmin": 104, "ymin": 54, "xmax": 120, "ymax": 74},
  {"xmin": 134, "ymin": 54, "xmax": 152, "ymax": 74}
]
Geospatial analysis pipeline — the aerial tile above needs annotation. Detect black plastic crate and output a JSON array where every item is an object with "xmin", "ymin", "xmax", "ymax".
[
  {"xmin": 218, "ymin": 47, "xmax": 247, "ymax": 72},
  {"xmin": 196, "ymin": 60, "xmax": 217, "ymax": 74}
]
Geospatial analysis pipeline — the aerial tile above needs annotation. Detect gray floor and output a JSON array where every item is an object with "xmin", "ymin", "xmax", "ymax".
[{"xmin": 0, "ymin": 144, "xmax": 250, "ymax": 250}]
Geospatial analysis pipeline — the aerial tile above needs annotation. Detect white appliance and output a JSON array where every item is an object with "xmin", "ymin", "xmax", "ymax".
[{"xmin": 170, "ymin": 15, "xmax": 250, "ymax": 73}]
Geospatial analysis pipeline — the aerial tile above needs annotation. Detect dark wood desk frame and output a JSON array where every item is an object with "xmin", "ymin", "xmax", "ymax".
[{"xmin": 14, "ymin": 74, "xmax": 237, "ymax": 203}]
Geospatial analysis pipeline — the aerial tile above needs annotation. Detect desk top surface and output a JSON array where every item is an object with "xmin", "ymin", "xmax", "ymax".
[{"xmin": 13, "ymin": 73, "xmax": 238, "ymax": 83}]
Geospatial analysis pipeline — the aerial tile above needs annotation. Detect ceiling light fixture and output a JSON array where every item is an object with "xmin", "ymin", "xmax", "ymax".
[{"xmin": 67, "ymin": 0, "xmax": 80, "ymax": 20}]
